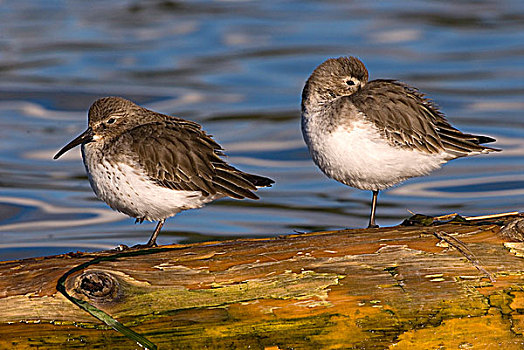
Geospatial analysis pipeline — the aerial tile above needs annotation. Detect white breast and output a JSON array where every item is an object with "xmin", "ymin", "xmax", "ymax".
[
  {"xmin": 82, "ymin": 145, "xmax": 213, "ymax": 222},
  {"xmin": 302, "ymin": 112, "xmax": 450, "ymax": 191}
]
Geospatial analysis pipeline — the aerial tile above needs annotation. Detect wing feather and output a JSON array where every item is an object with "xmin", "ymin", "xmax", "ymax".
[
  {"xmin": 348, "ymin": 80, "xmax": 498, "ymax": 157},
  {"xmin": 115, "ymin": 119, "xmax": 272, "ymax": 199}
]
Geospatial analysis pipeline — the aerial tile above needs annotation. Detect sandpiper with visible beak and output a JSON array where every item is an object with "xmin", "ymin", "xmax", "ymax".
[
  {"xmin": 301, "ymin": 56, "xmax": 499, "ymax": 228},
  {"xmin": 54, "ymin": 97, "xmax": 274, "ymax": 247}
]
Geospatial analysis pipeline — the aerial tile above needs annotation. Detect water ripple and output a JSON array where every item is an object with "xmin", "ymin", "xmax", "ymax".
[
  {"xmin": 0, "ymin": 195, "xmax": 122, "ymax": 232},
  {"xmin": 392, "ymin": 174, "xmax": 524, "ymax": 199},
  {"xmin": 0, "ymin": 0, "xmax": 522, "ymax": 259}
]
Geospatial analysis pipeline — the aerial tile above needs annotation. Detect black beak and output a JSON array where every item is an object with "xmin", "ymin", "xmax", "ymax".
[{"xmin": 53, "ymin": 128, "xmax": 94, "ymax": 160}]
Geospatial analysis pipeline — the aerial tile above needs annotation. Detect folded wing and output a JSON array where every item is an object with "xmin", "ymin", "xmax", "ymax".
[
  {"xmin": 348, "ymin": 80, "xmax": 499, "ymax": 158},
  {"xmin": 117, "ymin": 119, "xmax": 272, "ymax": 200}
]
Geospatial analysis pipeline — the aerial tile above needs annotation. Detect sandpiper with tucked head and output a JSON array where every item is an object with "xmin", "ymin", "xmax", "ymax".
[
  {"xmin": 301, "ymin": 56, "xmax": 499, "ymax": 228},
  {"xmin": 54, "ymin": 97, "xmax": 274, "ymax": 247}
]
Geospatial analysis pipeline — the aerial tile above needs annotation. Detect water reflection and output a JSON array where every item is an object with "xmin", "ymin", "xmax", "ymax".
[{"xmin": 0, "ymin": 0, "xmax": 522, "ymax": 260}]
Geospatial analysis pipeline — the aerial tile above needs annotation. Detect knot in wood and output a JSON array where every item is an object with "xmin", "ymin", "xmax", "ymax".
[{"xmin": 75, "ymin": 270, "xmax": 119, "ymax": 302}]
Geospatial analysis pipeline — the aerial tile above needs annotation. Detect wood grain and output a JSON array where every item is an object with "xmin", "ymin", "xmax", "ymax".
[{"xmin": 1, "ymin": 214, "xmax": 524, "ymax": 349}]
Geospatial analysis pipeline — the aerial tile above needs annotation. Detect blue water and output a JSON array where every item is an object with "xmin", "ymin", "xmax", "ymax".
[{"xmin": 1, "ymin": 0, "xmax": 523, "ymax": 260}]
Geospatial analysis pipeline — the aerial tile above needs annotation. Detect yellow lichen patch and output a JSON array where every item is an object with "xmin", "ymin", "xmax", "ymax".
[
  {"xmin": 509, "ymin": 288, "xmax": 524, "ymax": 312},
  {"xmin": 505, "ymin": 243, "xmax": 524, "ymax": 258},
  {"xmin": 305, "ymin": 289, "xmax": 401, "ymax": 348},
  {"xmin": 489, "ymin": 292, "xmax": 514, "ymax": 315},
  {"xmin": 392, "ymin": 314, "xmax": 524, "ymax": 349},
  {"xmin": 308, "ymin": 314, "xmax": 387, "ymax": 349},
  {"xmin": 434, "ymin": 295, "xmax": 489, "ymax": 320},
  {"xmin": 511, "ymin": 314, "xmax": 524, "ymax": 335}
]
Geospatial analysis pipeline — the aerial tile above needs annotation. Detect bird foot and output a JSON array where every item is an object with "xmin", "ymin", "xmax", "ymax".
[
  {"xmin": 113, "ymin": 243, "xmax": 157, "ymax": 251},
  {"xmin": 131, "ymin": 242, "xmax": 158, "ymax": 249},
  {"xmin": 367, "ymin": 224, "xmax": 379, "ymax": 229}
]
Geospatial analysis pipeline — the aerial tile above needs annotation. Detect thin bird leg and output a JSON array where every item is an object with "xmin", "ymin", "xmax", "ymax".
[
  {"xmin": 146, "ymin": 219, "xmax": 165, "ymax": 247},
  {"xmin": 368, "ymin": 190, "xmax": 379, "ymax": 229}
]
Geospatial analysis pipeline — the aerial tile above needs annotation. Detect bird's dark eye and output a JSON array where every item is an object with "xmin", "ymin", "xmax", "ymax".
[
  {"xmin": 346, "ymin": 80, "xmax": 355, "ymax": 86},
  {"xmin": 107, "ymin": 117, "xmax": 116, "ymax": 124}
]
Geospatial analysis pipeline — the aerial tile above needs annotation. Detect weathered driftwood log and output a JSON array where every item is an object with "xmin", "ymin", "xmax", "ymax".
[{"xmin": 1, "ymin": 213, "xmax": 524, "ymax": 349}]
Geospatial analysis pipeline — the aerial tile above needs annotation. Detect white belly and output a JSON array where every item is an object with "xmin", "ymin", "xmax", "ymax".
[
  {"xmin": 82, "ymin": 145, "xmax": 212, "ymax": 222},
  {"xmin": 302, "ymin": 116, "xmax": 449, "ymax": 191}
]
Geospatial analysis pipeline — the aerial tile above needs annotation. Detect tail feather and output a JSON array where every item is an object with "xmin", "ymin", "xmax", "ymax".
[
  {"xmin": 213, "ymin": 175, "xmax": 259, "ymax": 200},
  {"xmin": 437, "ymin": 126, "xmax": 501, "ymax": 157},
  {"xmin": 210, "ymin": 161, "xmax": 273, "ymax": 200}
]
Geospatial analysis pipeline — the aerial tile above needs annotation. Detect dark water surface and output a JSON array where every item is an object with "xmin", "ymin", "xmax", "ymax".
[{"xmin": 1, "ymin": 1, "xmax": 523, "ymax": 260}]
